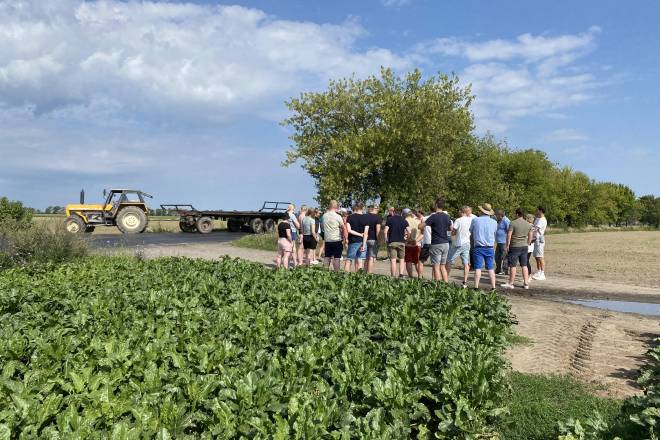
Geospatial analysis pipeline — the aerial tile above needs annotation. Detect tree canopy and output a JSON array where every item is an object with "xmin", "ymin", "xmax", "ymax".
[{"xmin": 283, "ymin": 68, "xmax": 655, "ymax": 227}]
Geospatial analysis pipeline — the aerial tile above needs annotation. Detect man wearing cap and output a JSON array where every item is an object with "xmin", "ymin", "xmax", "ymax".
[{"xmin": 469, "ymin": 203, "xmax": 498, "ymax": 290}]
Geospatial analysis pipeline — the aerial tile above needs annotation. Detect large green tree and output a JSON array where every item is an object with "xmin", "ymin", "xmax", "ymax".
[
  {"xmin": 283, "ymin": 68, "xmax": 474, "ymax": 208},
  {"xmin": 638, "ymin": 195, "xmax": 660, "ymax": 228}
]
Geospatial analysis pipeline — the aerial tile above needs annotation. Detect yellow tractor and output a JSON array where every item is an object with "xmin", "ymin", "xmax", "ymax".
[{"xmin": 64, "ymin": 189, "xmax": 152, "ymax": 234}]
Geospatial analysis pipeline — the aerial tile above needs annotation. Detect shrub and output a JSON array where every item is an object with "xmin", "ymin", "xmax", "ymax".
[
  {"xmin": 0, "ymin": 196, "xmax": 33, "ymax": 227},
  {"xmin": 232, "ymin": 232, "xmax": 278, "ymax": 251},
  {"xmin": 0, "ymin": 220, "xmax": 88, "ymax": 269},
  {"xmin": 625, "ymin": 337, "xmax": 660, "ymax": 439},
  {"xmin": 0, "ymin": 257, "xmax": 512, "ymax": 438}
]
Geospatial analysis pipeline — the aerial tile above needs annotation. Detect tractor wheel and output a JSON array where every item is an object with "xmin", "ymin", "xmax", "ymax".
[
  {"xmin": 116, "ymin": 206, "xmax": 148, "ymax": 234},
  {"xmin": 227, "ymin": 219, "xmax": 242, "ymax": 232},
  {"xmin": 263, "ymin": 218, "xmax": 275, "ymax": 233},
  {"xmin": 65, "ymin": 216, "xmax": 85, "ymax": 234},
  {"xmin": 179, "ymin": 220, "xmax": 197, "ymax": 233},
  {"xmin": 249, "ymin": 218, "xmax": 264, "ymax": 234},
  {"xmin": 196, "ymin": 217, "xmax": 214, "ymax": 234}
]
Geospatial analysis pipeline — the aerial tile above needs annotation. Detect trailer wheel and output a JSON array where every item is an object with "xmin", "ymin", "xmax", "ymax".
[
  {"xmin": 263, "ymin": 218, "xmax": 275, "ymax": 233},
  {"xmin": 179, "ymin": 220, "xmax": 196, "ymax": 233},
  {"xmin": 249, "ymin": 218, "xmax": 264, "ymax": 234},
  {"xmin": 196, "ymin": 217, "xmax": 214, "ymax": 234},
  {"xmin": 227, "ymin": 219, "xmax": 242, "ymax": 232}
]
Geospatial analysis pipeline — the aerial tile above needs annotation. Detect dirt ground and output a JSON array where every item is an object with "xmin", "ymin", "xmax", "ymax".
[
  {"xmin": 107, "ymin": 231, "xmax": 659, "ymax": 398},
  {"xmin": 545, "ymin": 231, "xmax": 660, "ymax": 289}
]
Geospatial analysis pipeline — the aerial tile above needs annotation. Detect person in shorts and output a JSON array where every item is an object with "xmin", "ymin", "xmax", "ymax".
[
  {"xmin": 301, "ymin": 207, "xmax": 319, "ymax": 265},
  {"xmin": 501, "ymin": 208, "xmax": 534, "ymax": 289},
  {"xmin": 321, "ymin": 200, "xmax": 344, "ymax": 271},
  {"xmin": 419, "ymin": 207, "xmax": 433, "ymax": 265},
  {"xmin": 275, "ymin": 220, "xmax": 293, "ymax": 269},
  {"xmin": 532, "ymin": 206, "xmax": 548, "ymax": 280},
  {"xmin": 525, "ymin": 214, "xmax": 535, "ymax": 275},
  {"xmin": 404, "ymin": 208, "xmax": 423, "ymax": 278},
  {"xmin": 495, "ymin": 209, "xmax": 510, "ymax": 275},
  {"xmin": 446, "ymin": 206, "xmax": 473, "ymax": 288},
  {"xmin": 345, "ymin": 202, "xmax": 369, "ymax": 272},
  {"xmin": 422, "ymin": 198, "xmax": 452, "ymax": 282},
  {"xmin": 384, "ymin": 208, "xmax": 408, "ymax": 277},
  {"xmin": 286, "ymin": 204, "xmax": 300, "ymax": 267},
  {"xmin": 469, "ymin": 203, "xmax": 498, "ymax": 290},
  {"xmin": 365, "ymin": 205, "xmax": 382, "ymax": 274}
]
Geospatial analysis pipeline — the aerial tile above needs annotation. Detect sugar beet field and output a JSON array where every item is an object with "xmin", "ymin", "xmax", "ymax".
[{"xmin": 0, "ymin": 257, "xmax": 512, "ymax": 438}]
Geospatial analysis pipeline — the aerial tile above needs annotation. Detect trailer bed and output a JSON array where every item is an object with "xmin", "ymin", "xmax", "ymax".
[{"xmin": 161, "ymin": 201, "xmax": 291, "ymax": 234}]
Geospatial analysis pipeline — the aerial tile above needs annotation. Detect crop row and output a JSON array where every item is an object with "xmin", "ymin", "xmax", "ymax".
[{"xmin": 0, "ymin": 257, "xmax": 513, "ymax": 439}]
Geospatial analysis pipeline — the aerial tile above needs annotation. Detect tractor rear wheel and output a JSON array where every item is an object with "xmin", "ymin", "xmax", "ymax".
[
  {"xmin": 249, "ymin": 218, "xmax": 264, "ymax": 234},
  {"xmin": 263, "ymin": 218, "xmax": 275, "ymax": 233},
  {"xmin": 196, "ymin": 217, "xmax": 214, "ymax": 234},
  {"xmin": 65, "ymin": 216, "xmax": 85, "ymax": 234},
  {"xmin": 179, "ymin": 220, "xmax": 196, "ymax": 233},
  {"xmin": 116, "ymin": 206, "xmax": 148, "ymax": 234}
]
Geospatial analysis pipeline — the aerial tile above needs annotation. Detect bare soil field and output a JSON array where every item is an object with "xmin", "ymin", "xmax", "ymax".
[{"xmin": 545, "ymin": 230, "xmax": 660, "ymax": 289}]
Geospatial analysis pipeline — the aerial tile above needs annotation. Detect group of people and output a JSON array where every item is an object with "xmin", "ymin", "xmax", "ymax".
[{"xmin": 275, "ymin": 198, "xmax": 548, "ymax": 290}]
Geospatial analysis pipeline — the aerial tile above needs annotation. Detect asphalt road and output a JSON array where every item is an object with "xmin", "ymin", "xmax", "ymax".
[{"xmin": 91, "ymin": 231, "xmax": 244, "ymax": 248}]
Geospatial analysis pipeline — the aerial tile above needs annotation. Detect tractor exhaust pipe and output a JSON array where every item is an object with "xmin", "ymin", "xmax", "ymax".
[{"xmin": 80, "ymin": 189, "xmax": 85, "ymax": 204}]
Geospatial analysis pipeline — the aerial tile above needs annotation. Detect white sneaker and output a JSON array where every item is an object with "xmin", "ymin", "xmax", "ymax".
[
  {"xmin": 500, "ymin": 283, "xmax": 515, "ymax": 289},
  {"xmin": 532, "ymin": 272, "xmax": 546, "ymax": 281},
  {"xmin": 461, "ymin": 283, "xmax": 468, "ymax": 289},
  {"xmin": 523, "ymin": 284, "xmax": 530, "ymax": 289},
  {"xmin": 310, "ymin": 260, "xmax": 320, "ymax": 265}
]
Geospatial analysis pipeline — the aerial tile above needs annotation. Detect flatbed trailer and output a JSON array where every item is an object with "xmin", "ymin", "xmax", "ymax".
[{"xmin": 160, "ymin": 201, "xmax": 291, "ymax": 234}]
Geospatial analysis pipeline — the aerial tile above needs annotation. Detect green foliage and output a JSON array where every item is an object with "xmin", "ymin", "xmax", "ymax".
[
  {"xmin": 624, "ymin": 338, "xmax": 660, "ymax": 439},
  {"xmin": 232, "ymin": 232, "xmax": 278, "ymax": 252},
  {"xmin": 638, "ymin": 195, "xmax": 660, "ymax": 228},
  {"xmin": 557, "ymin": 412, "xmax": 617, "ymax": 440},
  {"xmin": 496, "ymin": 373, "xmax": 629, "ymax": 440},
  {"xmin": 0, "ymin": 196, "xmax": 33, "ymax": 227},
  {"xmin": 283, "ymin": 69, "xmax": 651, "ymax": 226},
  {"xmin": 283, "ymin": 68, "xmax": 474, "ymax": 208},
  {"xmin": 0, "ymin": 221, "xmax": 88, "ymax": 269},
  {"xmin": 0, "ymin": 257, "xmax": 512, "ymax": 438}
]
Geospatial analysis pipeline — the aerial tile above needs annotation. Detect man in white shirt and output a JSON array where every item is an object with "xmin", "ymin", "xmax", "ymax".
[
  {"xmin": 532, "ymin": 205, "xmax": 548, "ymax": 280},
  {"xmin": 446, "ymin": 206, "xmax": 474, "ymax": 288},
  {"xmin": 321, "ymin": 200, "xmax": 345, "ymax": 271}
]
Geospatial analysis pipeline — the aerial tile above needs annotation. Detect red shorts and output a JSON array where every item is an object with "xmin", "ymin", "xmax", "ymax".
[{"xmin": 404, "ymin": 245, "xmax": 421, "ymax": 263}]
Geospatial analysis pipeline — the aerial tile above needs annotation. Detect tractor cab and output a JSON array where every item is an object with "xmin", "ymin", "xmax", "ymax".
[{"xmin": 65, "ymin": 188, "xmax": 152, "ymax": 234}]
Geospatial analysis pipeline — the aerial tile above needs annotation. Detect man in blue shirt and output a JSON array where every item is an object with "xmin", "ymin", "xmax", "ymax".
[
  {"xmin": 495, "ymin": 210, "xmax": 510, "ymax": 275},
  {"xmin": 470, "ymin": 203, "xmax": 498, "ymax": 290}
]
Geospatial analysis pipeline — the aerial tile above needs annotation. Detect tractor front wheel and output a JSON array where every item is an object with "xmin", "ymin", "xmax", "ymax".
[
  {"xmin": 116, "ymin": 207, "xmax": 148, "ymax": 234},
  {"xmin": 65, "ymin": 216, "xmax": 85, "ymax": 234}
]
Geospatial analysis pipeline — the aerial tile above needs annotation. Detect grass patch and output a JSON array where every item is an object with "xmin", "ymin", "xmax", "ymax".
[
  {"xmin": 506, "ymin": 333, "xmax": 533, "ymax": 346},
  {"xmin": 232, "ymin": 232, "xmax": 278, "ymax": 251},
  {"xmin": 497, "ymin": 372, "xmax": 640, "ymax": 440}
]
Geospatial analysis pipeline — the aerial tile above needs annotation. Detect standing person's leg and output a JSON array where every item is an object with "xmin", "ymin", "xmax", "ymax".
[
  {"xmin": 405, "ymin": 245, "xmax": 414, "ymax": 278},
  {"xmin": 533, "ymin": 241, "xmax": 546, "ymax": 279},
  {"xmin": 415, "ymin": 246, "xmax": 423, "ymax": 278},
  {"xmin": 439, "ymin": 243, "xmax": 449, "ymax": 282},
  {"xmin": 430, "ymin": 244, "xmax": 440, "ymax": 280},
  {"xmin": 473, "ymin": 247, "xmax": 484, "ymax": 289},
  {"xmin": 527, "ymin": 252, "xmax": 532, "ymax": 275},
  {"xmin": 495, "ymin": 243, "xmax": 504, "ymax": 274},
  {"xmin": 445, "ymin": 245, "xmax": 455, "ymax": 279},
  {"xmin": 388, "ymin": 244, "xmax": 397, "ymax": 277},
  {"xmin": 521, "ymin": 249, "xmax": 530, "ymax": 287},
  {"xmin": 484, "ymin": 247, "xmax": 496, "ymax": 289},
  {"xmin": 461, "ymin": 245, "xmax": 470, "ymax": 286},
  {"xmin": 276, "ymin": 240, "xmax": 284, "ymax": 268}
]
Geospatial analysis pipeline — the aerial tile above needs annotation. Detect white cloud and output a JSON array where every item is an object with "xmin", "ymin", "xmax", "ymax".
[
  {"xmin": 381, "ymin": 0, "xmax": 412, "ymax": 7},
  {"xmin": 544, "ymin": 128, "xmax": 588, "ymax": 143},
  {"xmin": 416, "ymin": 27, "xmax": 603, "ymax": 132},
  {"xmin": 0, "ymin": 0, "xmax": 412, "ymax": 121}
]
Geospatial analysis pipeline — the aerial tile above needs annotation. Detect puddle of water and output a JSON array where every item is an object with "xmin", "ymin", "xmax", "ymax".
[{"xmin": 565, "ymin": 299, "xmax": 660, "ymax": 316}]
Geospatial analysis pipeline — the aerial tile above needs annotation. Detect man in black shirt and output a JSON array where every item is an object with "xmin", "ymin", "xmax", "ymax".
[
  {"xmin": 421, "ymin": 198, "xmax": 452, "ymax": 282},
  {"xmin": 384, "ymin": 208, "xmax": 410, "ymax": 277},
  {"xmin": 364, "ymin": 205, "xmax": 382, "ymax": 274},
  {"xmin": 345, "ymin": 202, "xmax": 369, "ymax": 272}
]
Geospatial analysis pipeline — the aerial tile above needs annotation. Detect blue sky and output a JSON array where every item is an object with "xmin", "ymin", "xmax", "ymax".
[{"xmin": 1, "ymin": 0, "xmax": 658, "ymax": 210}]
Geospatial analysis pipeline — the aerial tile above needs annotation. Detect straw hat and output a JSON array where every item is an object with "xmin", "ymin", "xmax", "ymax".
[{"xmin": 478, "ymin": 203, "xmax": 495, "ymax": 216}]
